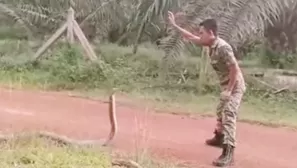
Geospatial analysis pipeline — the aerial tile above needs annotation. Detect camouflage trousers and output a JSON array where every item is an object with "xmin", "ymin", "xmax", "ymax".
[{"xmin": 215, "ymin": 84, "xmax": 245, "ymax": 147}]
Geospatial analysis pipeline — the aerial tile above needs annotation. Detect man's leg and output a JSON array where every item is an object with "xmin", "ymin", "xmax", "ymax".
[
  {"xmin": 212, "ymin": 88, "xmax": 244, "ymax": 167},
  {"xmin": 205, "ymin": 97, "xmax": 225, "ymax": 147}
]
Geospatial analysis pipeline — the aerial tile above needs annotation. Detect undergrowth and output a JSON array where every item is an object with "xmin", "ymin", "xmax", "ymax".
[
  {"xmin": 0, "ymin": 135, "xmax": 111, "ymax": 167},
  {"xmin": 0, "ymin": 135, "xmax": 182, "ymax": 168}
]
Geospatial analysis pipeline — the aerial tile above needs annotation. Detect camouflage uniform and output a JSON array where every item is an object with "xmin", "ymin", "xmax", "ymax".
[
  {"xmin": 205, "ymin": 37, "xmax": 246, "ymax": 167},
  {"xmin": 208, "ymin": 37, "xmax": 246, "ymax": 147}
]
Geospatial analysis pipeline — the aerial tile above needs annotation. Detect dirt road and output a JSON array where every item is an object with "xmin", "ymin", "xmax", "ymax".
[{"xmin": 0, "ymin": 88, "xmax": 296, "ymax": 168}]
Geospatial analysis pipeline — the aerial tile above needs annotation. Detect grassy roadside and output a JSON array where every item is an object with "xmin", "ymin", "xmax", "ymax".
[
  {"xmin": 0, "ymin": 135, "xmax": 111, "ymax": 167},
  {"xmin": 0, "ymin": 134, "xmax": 184, "ymax": 168},
  {"xmin": 0, "ymin": 39, "xmax": 296, "ymax": 130},
  {"xmin": 64, "ymin": 89, "xmax": 297, "ymax": 129},
  {"xmin": 2, "ymin": 82, "xmax": 296, "ymax": 129},
  {"xmin": 0, "ymin": 39, "xmax": 296, "ymax": 168}
]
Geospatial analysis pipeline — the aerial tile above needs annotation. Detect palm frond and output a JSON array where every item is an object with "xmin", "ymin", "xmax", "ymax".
[
  {"xmin": 0, "ymin": 3, "xmax": 32, "ymax": 37},
  {"xmin": 132, "ymin": 0, "xmax": 179, "ymax": 53},
  {"xmin": 161, "ymin": 0, "xmax": 291, "ymax": 61},
  {"xmin": 1, "ymin": 0, "xmax": 294, "ymax": 59},
  {"xmin": 265, "ymin": 0, "xmax": 297, "ymax": 54},
  {"xmin": 217, "ymin": 0, "xmax": 284, "ymax": 47}
]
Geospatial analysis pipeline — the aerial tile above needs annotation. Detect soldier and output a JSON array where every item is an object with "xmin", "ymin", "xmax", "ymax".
[{"xmin": 167, "ymin": 11, "xmax": 246, "ymax": 167}]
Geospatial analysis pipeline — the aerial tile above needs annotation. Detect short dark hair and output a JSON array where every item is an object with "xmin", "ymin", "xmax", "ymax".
[{"xmin": 199, "ymin": 19, "xmax": 218, "ymax": 36}]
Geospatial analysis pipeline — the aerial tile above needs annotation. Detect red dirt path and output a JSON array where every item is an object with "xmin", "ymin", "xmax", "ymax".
[{"xmin": 0, "ymin": 88, "xmax": 296, "ymax": 168}]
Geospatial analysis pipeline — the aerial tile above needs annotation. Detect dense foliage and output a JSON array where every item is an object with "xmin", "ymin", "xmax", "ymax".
[
  {"xmin": 1, "ymin": 0, "xmax": 296, "ymax": 60},
  {"xmin": 0, "ymin": 0, "xmax": 297, "ymax": 96}
]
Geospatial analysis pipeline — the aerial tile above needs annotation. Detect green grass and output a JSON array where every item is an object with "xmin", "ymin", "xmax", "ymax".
[
  {"xmin": 0, "ymin": 134, "xmax": 183, "ymax": 168},
  {"xmin": 0, "ymin": 136, "xmax": 111, "ymax": 168},
  {"xmin": 0, "ymin": 39, "xmax": 296, "ymax": 130},
  {"xmin": 0, "ymin": 38, "xmax": 296, "ymax": 168},
  {"xmin": 66, "ymin": 89, "xmax": 297, "ymax": 129}
]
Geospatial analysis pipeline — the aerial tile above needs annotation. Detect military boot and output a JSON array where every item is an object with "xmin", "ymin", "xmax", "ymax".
[
  {"xmin": 212, "ymin": 144, "xmax": 235, "ymax": 167},
  {"xmin": 205, "ymin": 130, "xmax": 224, "ymax": 148}
]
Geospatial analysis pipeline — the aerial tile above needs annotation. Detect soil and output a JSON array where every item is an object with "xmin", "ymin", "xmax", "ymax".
[{"xmin": 0, "ymin": 88, "xmax": 296, "ymax": 168}]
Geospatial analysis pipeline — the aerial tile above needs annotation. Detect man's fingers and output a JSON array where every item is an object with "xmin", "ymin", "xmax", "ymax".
[{"xmin": 168, "ymin": 11, "xmax": 174, "ymax": 18}]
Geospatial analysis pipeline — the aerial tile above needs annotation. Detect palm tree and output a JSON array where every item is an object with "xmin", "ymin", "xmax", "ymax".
[
  {"xmin": 265, "ymin": 0, "xmax": 297, "ymax": 55},
  {"xmin": 0, "ymin": 0, "xmax": 295, "ymax": 58},
  {"xmin": 158, "ymin": 0, "xmax": 293, "ymax": 59},
  {"xmin": 0, "ymin": 0, "xmax": 132, "ymax": 40}
]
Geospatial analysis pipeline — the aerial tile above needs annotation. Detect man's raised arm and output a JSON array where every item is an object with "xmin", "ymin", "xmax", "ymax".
[{"xmin": 168, "ymin": 11, "xmax": 201, "ymax": 44}]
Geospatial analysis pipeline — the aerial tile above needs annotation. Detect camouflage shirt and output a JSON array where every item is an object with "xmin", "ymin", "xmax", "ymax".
[{"xmin": 209, "ymin": 37, "xmax": 245, "ymax": 91}]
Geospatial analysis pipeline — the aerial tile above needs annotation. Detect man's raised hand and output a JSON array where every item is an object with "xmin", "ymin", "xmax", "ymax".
[{"xmin": 168, "ymin": 11, "xmax": 176, "ymax": 26}]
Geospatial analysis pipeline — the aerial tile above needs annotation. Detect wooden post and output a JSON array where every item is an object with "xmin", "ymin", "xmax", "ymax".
[
  {"xmin": 33, "ymin": 23, "xmax": 67, "ymax": 60},
  {"xmin": 72, "ymin": 19, "xmax": 97, "ymax": 61},
  {"xmin": 33, "ymin": 7, "xmax": 98, "ymax": 61},
  {"xmin": 67, "ymin": 7, "xmax": 74, "ymax": 43}
]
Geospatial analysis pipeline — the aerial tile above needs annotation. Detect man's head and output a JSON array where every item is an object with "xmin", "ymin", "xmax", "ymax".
[{"xmin": 198, "ymin": 19, "xmax": 218, "ymax": 46}]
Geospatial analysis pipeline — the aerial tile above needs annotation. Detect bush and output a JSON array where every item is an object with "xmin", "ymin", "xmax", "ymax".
[
  {"xmin": 1, "ymin": 39, "xmax": 296, "ymax": 100},
  {"xmin": 0, "ymin": 40, "xmax": 217, "ymax": 94},
  {"xmin": 260, "ymin": 48, "xmax": 297, "ymax": 69}
]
